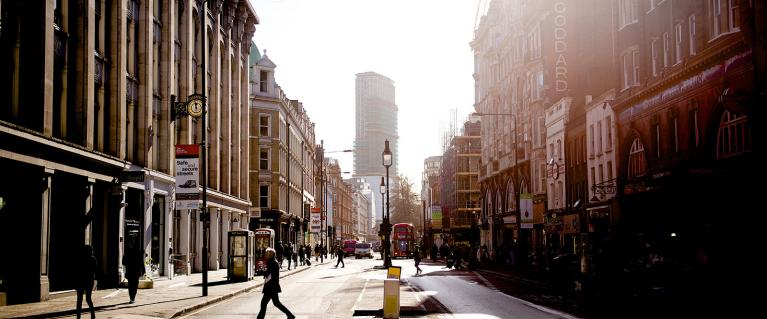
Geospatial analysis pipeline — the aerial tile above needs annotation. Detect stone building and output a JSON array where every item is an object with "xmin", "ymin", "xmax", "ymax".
[{"xmin": 0, "ymin": 0, "xmax": 257, "ymax": 304}]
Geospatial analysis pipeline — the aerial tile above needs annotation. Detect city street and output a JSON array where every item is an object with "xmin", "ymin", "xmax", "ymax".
[{"xmin": 184, "ymin": 254, "xmax": 578, "ymax": 319}]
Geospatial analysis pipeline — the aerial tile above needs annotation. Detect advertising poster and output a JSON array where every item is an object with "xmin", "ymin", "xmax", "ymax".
[
  {"xmin": 175, "ymin": 144, "xmax": 200, "ymax": 210},
  {"xmin": 430, "ymin": 205, "xmax": 442, "ymax": 229},
  {"xmin": 520, "ymin": 193, "xmax": 534, "ymax": 229},
  {"xmin": 310, "ymin": 208, "xmax": 322, "ymax": 233}
]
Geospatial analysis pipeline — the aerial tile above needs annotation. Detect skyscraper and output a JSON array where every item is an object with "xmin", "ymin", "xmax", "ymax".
[{"xmin": 354, "ymin": 72, "xmax": 398, "ymax": 222}]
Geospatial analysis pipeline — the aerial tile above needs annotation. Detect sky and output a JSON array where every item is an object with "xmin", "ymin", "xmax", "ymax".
[{"xmin": 249, "ymin": 0, "xmax": 481, "ymax": 192}]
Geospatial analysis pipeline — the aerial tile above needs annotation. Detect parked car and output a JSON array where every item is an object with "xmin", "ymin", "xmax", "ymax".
[{"xmin": 355, "ymin": 243, "xmax": 373, "ymax": 259}]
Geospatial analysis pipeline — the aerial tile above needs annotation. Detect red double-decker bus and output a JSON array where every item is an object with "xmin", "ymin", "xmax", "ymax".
[{"xmin": 391, "ymin": 223, "xmax": 415, "ymax": 258}]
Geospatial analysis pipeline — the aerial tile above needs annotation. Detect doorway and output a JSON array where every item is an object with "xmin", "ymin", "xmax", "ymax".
[{"xmin": 151, "ymin": 195, "xmax": 165, "ymax": 277}]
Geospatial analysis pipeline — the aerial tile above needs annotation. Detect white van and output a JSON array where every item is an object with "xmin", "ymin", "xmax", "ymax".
[{"xmin": 354, "ymin": 242, "xmax": 373, "ymax": 259}]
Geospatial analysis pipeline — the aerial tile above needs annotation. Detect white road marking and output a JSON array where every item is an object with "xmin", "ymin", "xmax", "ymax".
[
  {"xmin": 168, "ymin": 282, "xmax": 187, "ymax": 289},
  {"xmin": 102, "ymin": 290, "xmax": 122, "ymax": 299}
]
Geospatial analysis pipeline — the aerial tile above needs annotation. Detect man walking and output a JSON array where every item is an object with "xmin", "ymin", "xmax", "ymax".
[
  {"xmin": 122, "ymin": 243, "xmax": 144, "ymax": 304},
  {"xmin": 335, "ymin": 246, "xmax": 345, "ymax": 268},
  {"xmin": 414, "ymin": 248, "xmax": 423, "ymax": 276},
  {"xmin": 257, "ymin": 248, "xmax": 295, "ymax": 319}
]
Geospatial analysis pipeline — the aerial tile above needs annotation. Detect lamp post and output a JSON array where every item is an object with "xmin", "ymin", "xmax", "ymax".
[
  {"xmin": 379, "ymin": 177, "xmax": 386, "ymax": 260},
  {"xmin": 198, "ymin": 0, "xmax": 210, "ymax": 297},
  {"xmin": 382, "ymin": 140, "xmax": 393, "ymax": 268}
]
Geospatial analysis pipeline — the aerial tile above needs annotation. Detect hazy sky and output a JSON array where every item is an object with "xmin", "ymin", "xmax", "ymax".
[{"xmin": 250, "ymin": 0, "xmax": 480, "ymax": 191}]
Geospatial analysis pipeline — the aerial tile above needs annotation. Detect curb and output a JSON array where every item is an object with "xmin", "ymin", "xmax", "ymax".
[{"xmin": 168, "ymin": 264, "xmax": 318, "ymax": 318}]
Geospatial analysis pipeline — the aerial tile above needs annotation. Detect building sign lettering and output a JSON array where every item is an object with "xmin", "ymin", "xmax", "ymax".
[{"xmin": 554, "ymin": 1, "xmax": 568, "ymax": 92}]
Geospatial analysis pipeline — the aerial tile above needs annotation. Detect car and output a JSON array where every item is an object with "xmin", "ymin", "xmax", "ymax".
[{"xmin": 355, "ymin": 243, "xmax": 373, "ymax": 259}]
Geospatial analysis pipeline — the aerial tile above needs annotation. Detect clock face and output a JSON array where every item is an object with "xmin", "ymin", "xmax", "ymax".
[{"xmin": 188, "ymin": 99, "xmax": 203, "ymax": 117}]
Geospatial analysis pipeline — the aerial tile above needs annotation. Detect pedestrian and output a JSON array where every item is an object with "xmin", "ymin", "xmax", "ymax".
[
  {"xmin": 335, "ymin": 246, "xmax": 345, "ymax": 268},
  {"xmin": 76, "ymin": 245, "xmax": 98, "ymax": 319},
  {"xmin": 314, "ymin": 244, "xmax": 320, "ymax": 262},
  {"xmin": 122, "ymin": 244, "xmax": 145, "ymax": 304},
  {"xmin": 256, "ymin": 248, "xmax": 295, "ymax": 319},
  {"xmin": 292, "ymin": 249, "xmax": 298, "ymax": 268},
  {"xmin": 298, "ymin": 245, "xmax": 305, "ymax": 266},
  {"xmin": 414, "ymin": 247, "xmax": 422, "ymax": 276},
  {"xmin": 285, "ymin": 244, "xmax": 293, "ymax": 270},
  {"xmin": 431, "ymin": 245, "xmax": 438, "ymax": 262},
  {"xmin": 275, "ymin": 242, "xmax": 284, "ymax": 269}
]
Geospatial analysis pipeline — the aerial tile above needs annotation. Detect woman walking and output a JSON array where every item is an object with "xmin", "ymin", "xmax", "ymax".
[{"xmin": 257, "ymin": 248, "xmax": 295, "ymax": 319}]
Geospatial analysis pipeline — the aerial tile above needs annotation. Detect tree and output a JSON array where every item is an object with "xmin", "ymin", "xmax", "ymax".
[{"xmin": 390, "ymin": 174, "xmax": 421, "ymax": 228}]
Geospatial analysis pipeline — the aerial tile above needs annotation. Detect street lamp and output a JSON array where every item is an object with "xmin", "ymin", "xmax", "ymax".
[
  {"xmin": 379, "ymin": 177, "xmax": 386, "ymax": 261},
  {"xmin": 382, "ymin": 140, "xmax": 393, "ymax": 268}
]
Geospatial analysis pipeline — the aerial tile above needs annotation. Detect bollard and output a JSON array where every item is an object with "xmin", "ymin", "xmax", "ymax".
[
  {"xmin": 383, "ymin": 266, "xmax": 401, "ymax": 318},
  {"xmin": 383, "ymin": 279, "xmax": 400, "ymax": 318}
]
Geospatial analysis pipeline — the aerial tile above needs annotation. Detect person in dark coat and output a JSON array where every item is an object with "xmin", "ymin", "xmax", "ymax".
[
  {"xmin": 335, "ymin": 246, "xmax": 345, "ymax": 268},
  {"xmin": 257, "ymin": 248, "xmax": 295, "ymax": 319},
  {"xmin": 414, "ymin": 248, "xmax": 422, "ymax": 276},
  {"xmin": 122, "ymin": 244, "xmax": 145, "ymax": 304},
  {"xmin": 76, "ymin": 245, "xmax": 98, "ymax": 319}
]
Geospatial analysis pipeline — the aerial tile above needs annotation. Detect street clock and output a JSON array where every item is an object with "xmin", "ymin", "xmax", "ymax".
[{"xmin": 187, "ymin": 94, "xmax": 205, "ymax": 118}]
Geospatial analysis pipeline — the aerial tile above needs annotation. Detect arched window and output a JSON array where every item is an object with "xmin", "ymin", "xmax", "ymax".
[
  {"xmin": 495, "ymin": 192, "xmax": 503, "ymax": 216},
  {"xmin": 486, "ymin": 191, "xmax": 493, "ymax": 217},
  {"xmin": 628, "ymin": 137, "xmax": 647, "ymax": 179},
  {"xmin": 716, "ymin": 110, "xmax": 751, "ymax": 159},
  {"xmin": 507, "ymin": 179, "xmax": 516, "ymax": 212}
]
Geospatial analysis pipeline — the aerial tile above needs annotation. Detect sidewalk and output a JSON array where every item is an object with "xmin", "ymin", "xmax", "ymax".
[{"xmin": 0, "ymin": 260, "xmax": 328, "ymax": 319}]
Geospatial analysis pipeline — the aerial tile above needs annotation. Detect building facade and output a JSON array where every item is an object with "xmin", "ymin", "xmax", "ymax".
[
  {"xmin": 347, "ymin": 177, "xmax": 374, "ymax": 242},
  {"xmin": 249, "ymin": 49, "xmax": 317, "ymax": 246},
  {"xmin": 421, "ymin": 156, "xmax": 442, "ymax": 248},
  {"xmin": 0, "ymin": 0, "xmax": 257, "ymax": 304},
  {"xmin": 354, "ymin": 72, "xmax": 398, "ymax": 224},
  {"xmin": 606, "ymin": 0, "xmax": 759, "ymax": 303},
  {"xmin": 439, "ymin": 117, "xmax": 482, "ymax": 249}
]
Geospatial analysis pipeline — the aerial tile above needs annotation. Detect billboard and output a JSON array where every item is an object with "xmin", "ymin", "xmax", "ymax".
[
  {"xmin": 430, "ymin": 205, "xmax": 442, "ymax": 229},
  {"xmin": 310, "ymin": 208, "xmax": 322, "ymax": 233},
  {"xmin": 175, "ymin": 144, "xmax": 200, "ymax": 210}
]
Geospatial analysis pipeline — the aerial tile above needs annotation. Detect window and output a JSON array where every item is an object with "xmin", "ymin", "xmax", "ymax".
[
  {"xmin": 557, "ymin": 139, "xmax": 562, "ymax": 159},
  {"xmin": 622, "ymin": 48, "xmax": 640, "ymax": 88},
  {"xmin": 729, "ymin": 0, "xmax": 740, "ymax": 31},
  {"xmin": 716, "ymin": 110, "xmax": 751, "ymax": 159},
  {"xmin": 589, "ymin": 125, "xmax": 595, "ymax": 157},
  {"xmin": 259, "ymin": 148, "xmax": 270, "ymax": 170},
  {"xmin": 628, "ymin": 138, "xmax": 647, "ymax": 179},
  {"xmin": 260, "ymin": 71, "xmax": 268, "ymax": 92},
  {"xmin": 539, "ymin": 163, "xmax": 546, "ymax": 193},
  {"xmin": 651, "ymin": 39, "xmax": 659, "ymax": 76},
  {"xmin": 675, "ymin": 23, "xmax": 683, "ymax": 64},
  {"xmin": 599, "ymin": 164, "xmax": 604, "ymax": 183},
  {"xmin": 672, "ymin": 113, "xmax": 679, "ymax": 152},
  {"xmin": 692, "ymin": 107, "xmax": 700, "ymax": 147},
  {"xmin": 597, "ymin": 121, "xmax": 603, "ymax": 154},
  {"xmin": 663, "ymin": 32, "xmax": 670, "ymax": 67},
  {"xmin": 259, "ymin": 114, "xmax": 270, "ymax": 136},
  {"xmin": 606, "ymin": 116, "xmax": 613, "ymax": 151},
  {"xmin": 550, "ymin": 143, "xmax": 555, "ymax": 160},
  {"xmin": 607, "ymin": 161, "xmax": 613, "ymax": 181},
  {"xmin": 689, "ymin": 14, "xmax": 697, "ymax": 55},
  {"xmin": 529, "ymin": 26, "xmax": 542, "ymax": 59},
  {"xmin": 711, "ymin": 0, "xmax": 723, "ymax": 36},
  {"xmin": 590, "ymin": 167, "xmax": 596, "ymax": 186},
  {"xmin": 260, "ymin": 185, "xmax": 270, "ymax": 208},
  {"xmin": 710, "ymin": 0, "xmax": 740, "ymax": 38},
  {"xmin": 655, "ymin": 122, "xmax": 661, "ymax": 158},
  {"xmin": 619, "ymin": 0, "xmax": 638, "ymax": 28}
]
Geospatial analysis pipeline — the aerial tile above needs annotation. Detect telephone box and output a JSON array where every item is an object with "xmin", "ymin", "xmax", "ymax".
[{"xmin": 228, "ymin": 230, "xmax": 254, "ymax": 281}]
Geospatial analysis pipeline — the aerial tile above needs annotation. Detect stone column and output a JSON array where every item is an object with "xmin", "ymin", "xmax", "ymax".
[
  {"xmin": 84, "ymin": 178, "xmax": 96, "ymax": 245},
  {"xmin": 180, "ymin": 209, "xmax": 191, "ymax": 274},
  {"xmin": 39, "ymin": 168, "xmax": 55, "ymax": 301},
  {"xmin": 209, "ymin": 208, "xmax": 220, "ymax": 270}
]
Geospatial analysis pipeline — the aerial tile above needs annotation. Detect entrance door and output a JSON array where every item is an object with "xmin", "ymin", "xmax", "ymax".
[{"xmin": 151, "ymin": 195, "xmax": 165, "ymax": 277}]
